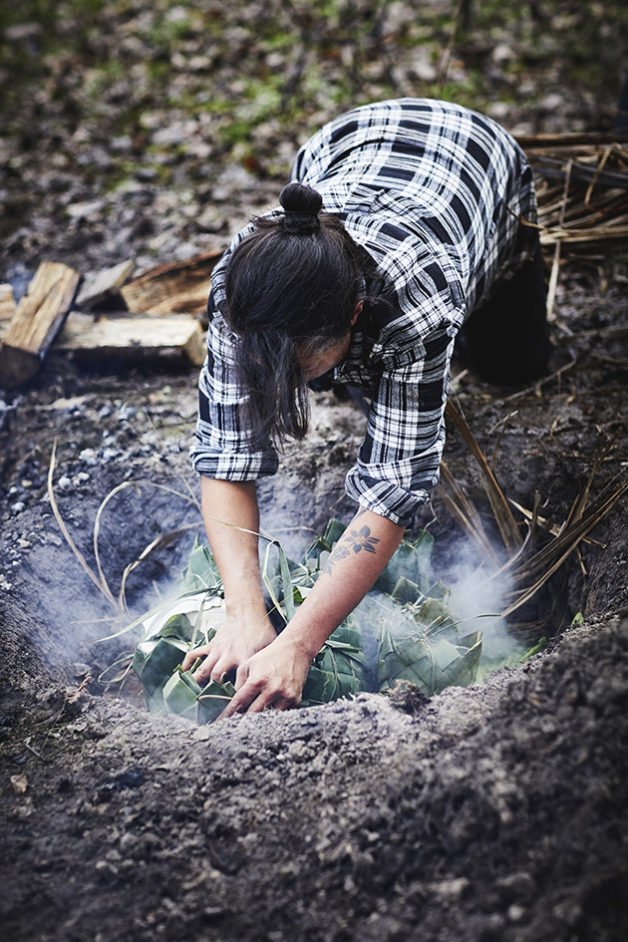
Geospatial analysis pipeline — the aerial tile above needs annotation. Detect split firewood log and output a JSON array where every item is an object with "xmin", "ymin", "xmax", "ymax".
[
  {"xmin": 120, "ymin": 250, "xmax": 222, "ymax": 319},
  {"xmin": 0, "ymin": 262, "xmax": 80, "ymax": 388}
]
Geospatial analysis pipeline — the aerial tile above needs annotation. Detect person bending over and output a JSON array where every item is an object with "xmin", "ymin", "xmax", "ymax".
[{"xmin": 183, "ymin": 98, "xmax": 550, "ymax": 717}]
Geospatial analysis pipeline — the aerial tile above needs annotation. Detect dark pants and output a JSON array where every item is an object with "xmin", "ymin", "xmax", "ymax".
[{"xmin": 460, "ymin": 241, "xmax": 551, "ymax": 385}]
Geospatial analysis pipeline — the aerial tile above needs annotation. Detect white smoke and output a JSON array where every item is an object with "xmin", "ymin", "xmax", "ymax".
[{"xmin": 446, "ymin": 544, "xmax": 523, "ymax": 662}]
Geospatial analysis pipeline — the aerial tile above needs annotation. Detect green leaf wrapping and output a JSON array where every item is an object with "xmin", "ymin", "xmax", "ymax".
[
  {"xmin": 375, "ymin": 530, "xmax": 434, "ymax": 595},
  {"xmin": 181, "ymin": 539, "xmax": 222, "ymax": 593},
  {"xmin": 301, "ymin": 619, "xmax": 368, "ymax": 706},
  {"xmin": 197, "ymin": 679, "xmax": 237, "ymax": 724},
  {"xmin": 132, "ymin": 520, "xmax": 491, "ymax": 723},
  {"xmin": 377, "ymin": 626, "xmax": 482, "ymax": 696},
  {"xmin": 163, "ymin": 668, "xmax": 203, "ymax": 719},
  {"xmin": 133, "ymin": 637, "xmax": 188, "ymax": 699},
  {"xmin": 155, "ymin": 612, "xmax": 197, "ymax": 643}
]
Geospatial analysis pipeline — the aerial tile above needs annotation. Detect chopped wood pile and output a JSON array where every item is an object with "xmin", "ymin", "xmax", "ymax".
[
  {"xmin": 0, "ymin": 250, "xmax": 222, "ymax": 389},
  {"xmin": 0, "ymin": 134, "xmax": 626, "ymax": 390}
]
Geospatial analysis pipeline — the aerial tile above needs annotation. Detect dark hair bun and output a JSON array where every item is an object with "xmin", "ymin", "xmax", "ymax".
[{"xmin": 279, "ymin": 182, "xmax": 322, "ymax": 234}]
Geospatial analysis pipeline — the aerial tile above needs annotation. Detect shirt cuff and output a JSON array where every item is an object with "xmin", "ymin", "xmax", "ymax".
[
  {"xmin": 344, "ymin": 469, "xmax": 433, "ymax": 527},
  {"xmin": 191, "ymin": 446, "xmax": 279, "ymax": 481}
]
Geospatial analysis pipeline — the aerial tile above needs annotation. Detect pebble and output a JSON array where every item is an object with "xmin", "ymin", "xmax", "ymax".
[
  {"xmin": 57, "ymin": 476, "xmax": 72, "ymax": 492},
  {"xmin": 11, "ymin": 502, "xmax": 25, "ymax": 513},
  {"xmin": 73, "ymin": 663, "xmax": 91, "ymax": 678},
  {"xmin": 78, "ymin": 448, "xmax": 98, "ymax": 465},
  {"xmin": 539, "ymin": 92, "xmax": 563, "ymax": 111}
]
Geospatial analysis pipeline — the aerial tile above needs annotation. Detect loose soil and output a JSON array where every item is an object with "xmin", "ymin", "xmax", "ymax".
[{"xmin": 1, "ymin": 2, "xmax": 628, "ymax": 939}]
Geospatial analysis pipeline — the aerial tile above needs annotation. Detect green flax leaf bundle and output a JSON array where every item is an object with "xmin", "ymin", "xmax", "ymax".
[{"xmin": 132, "ymin": 521, "xmax": 487, "ymax": 722}]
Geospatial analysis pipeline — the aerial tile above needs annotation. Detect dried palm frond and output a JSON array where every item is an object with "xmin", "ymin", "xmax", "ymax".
[
  {"xmin": 521, "ymin": 136, "xmax": 628, "ymax": 258},
  {"xmin": 439, "ymin": 404, "xmax": 626, "ymax": 627},
  {"xmin": 445, "ymin": 400, "xmax": 522, "ymax": 554}
]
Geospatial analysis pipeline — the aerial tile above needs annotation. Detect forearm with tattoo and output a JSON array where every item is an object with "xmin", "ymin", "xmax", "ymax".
[{"xmin": 325, "ymin": 522, "xmax": 380, "ymax": 576}]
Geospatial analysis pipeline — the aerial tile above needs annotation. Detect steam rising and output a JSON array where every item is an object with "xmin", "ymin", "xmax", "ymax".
[{"xmin": 447, "ymin": 545, "xmax": 522, "ymax": 663}]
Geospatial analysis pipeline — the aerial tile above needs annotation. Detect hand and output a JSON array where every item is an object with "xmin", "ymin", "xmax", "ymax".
[
  {"xmin": 218, "ymin": 635, "xmax": 312, "ymax": 719},
  {"xmin": 181, "ymin": 612, "xmax": 277, "ymax": 685}
]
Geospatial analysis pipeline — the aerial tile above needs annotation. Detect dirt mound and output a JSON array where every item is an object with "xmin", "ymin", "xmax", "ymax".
[{"xmin": 1, "ymin": 596, "xmax": 627, "ymax": 941}]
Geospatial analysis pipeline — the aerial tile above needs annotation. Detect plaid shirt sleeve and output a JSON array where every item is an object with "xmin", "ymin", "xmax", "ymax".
[{"xmin": 344, "ymin": 322, "xmax": 455, "ymax": 526}]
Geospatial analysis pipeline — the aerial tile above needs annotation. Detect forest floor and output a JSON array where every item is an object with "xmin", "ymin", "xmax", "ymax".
[{"xmin": 1, "ymin": 2, "xmax": 627, "ymax": 940}]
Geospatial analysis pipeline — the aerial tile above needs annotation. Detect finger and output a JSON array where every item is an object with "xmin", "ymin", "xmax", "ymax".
[
  {"xmin": 218, "ymin": 680, "xmax": 262, "ymax": 720},
  {"xmin": 209, "ymin": 657, "xmax": 236, "ymax": 684},
  {"xmin": 247, "ymin": 692, "xmax": 274, "ymax": 714},
  {"xmin": 268, "ymin": 694, "xmax": 299, "ymax": 712},
  {"xmin": 193, "ymin": 650, "xmax": 221, "ymax": 684},
  {"xmin": 272, "ymin": 697, "xmax": 291, "ymax": 712},
  {"xmin": 181, "ymin": 643, "xmax": 211, "ymax": 672}
]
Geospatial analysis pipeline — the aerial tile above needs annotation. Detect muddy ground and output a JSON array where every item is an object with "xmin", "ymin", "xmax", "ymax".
[{"xmin": 2, "ymin": 1, "xmax": 628, "ymax": 940}]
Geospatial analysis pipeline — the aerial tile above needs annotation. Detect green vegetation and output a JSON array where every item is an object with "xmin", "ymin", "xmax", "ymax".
[{"xmin": 131, "ymin": 519, "xmax": 540, "ymax": 723}]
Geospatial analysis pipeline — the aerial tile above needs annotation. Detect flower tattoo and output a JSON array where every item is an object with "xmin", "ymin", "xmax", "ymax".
[{"xmin": 325, "ymin": 525, "xmax": 380, "ymax": 576}]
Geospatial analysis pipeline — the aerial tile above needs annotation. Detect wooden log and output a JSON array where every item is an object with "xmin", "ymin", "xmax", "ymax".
[
  {"xmin": 120, "ymin": 249, "xmax": 222, "ymax": 317},
  {"xmin": 75, "ymin": 258, "xmax": 135, "ymax": 309},
  {"xmin": 0, "ymin": 284, "xmax": 17, "ymax": 331},
  {"xmin": 55, "ymin": 312, "xmax": 206, "ymax": 367},
  {"xmin": 0, "ymin": 262, "xmax": 80, "ymax": 388}
]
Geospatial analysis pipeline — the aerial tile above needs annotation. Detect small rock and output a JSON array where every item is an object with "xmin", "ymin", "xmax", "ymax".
[
  {"xmin": 73, "ymin": 663, "xmax": 91, "ymax": 679},
  {"xmin": 66, "ymin": 199, "xmax": 106, "ymax": 220},
  {"xmin": 57, "ymin": 476, "xmax": 72, "ymax": 492},
  {"xmin": 507, "ymin": 904, "xmax": 525, "ymax": 922},
  {"xmin": 78, "ymin": 448, "xmax": 98, "ymax": 465},
  {"xmin": 492, "ymin": 43, "xmax": 514, "ymax": 63},
  {"xmin": 487, "ymin": 101, "xmax": 511, "ymax": 120},
  {"xmin": 134, "ymin": 167, "xmax": 158, "ymax": 182},
  {"xmin": 539, "ymin": 93, "xmax": 563, "ymax": 111},
  {"xmin": 11, "ymin": 502, "xmax": 25, "ymax": 514},
  {"xmin": 553, "ymin": 900, "xmax": 582, "ymax": 927},
  {"xmin": 10, "ymin": 773, "xmax": 28, "ymax": 794},
  {"xmin": 6, "ymin": 23, "xmax": 41, "ymax": 41}
]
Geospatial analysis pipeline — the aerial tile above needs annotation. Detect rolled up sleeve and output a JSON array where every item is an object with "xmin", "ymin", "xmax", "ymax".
[
  {"xmin": 191, "ymin": 313, "xmax": 278, "ymax": 480},
  {"xmin": 345, "ymin": 324, "xmax": 455, "ymax": 526}
]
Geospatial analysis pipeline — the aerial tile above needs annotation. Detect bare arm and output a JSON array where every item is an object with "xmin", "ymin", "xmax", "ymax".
[
  {"xmin": 220, "ymin": 506, "xmax": 404, "ymax": 717},
  {"xmin": 181, "ymin": 477, "xmax": 276, "ymax": 682}
]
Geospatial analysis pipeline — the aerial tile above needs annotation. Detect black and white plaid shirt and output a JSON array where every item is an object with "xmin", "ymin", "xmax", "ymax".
[{"xmin": 192, "ymin": 98, "xmax": 537, "ymax": 525}]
